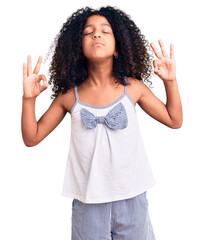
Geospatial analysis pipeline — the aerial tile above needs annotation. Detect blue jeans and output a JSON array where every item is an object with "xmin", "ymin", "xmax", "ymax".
[{"xmin": 71, "ymin": 191, "xmax": 156, "ymax": 240}]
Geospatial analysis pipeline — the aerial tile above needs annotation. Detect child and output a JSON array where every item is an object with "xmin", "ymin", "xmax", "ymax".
[{"xmin": 21, "ymin": 6, "xmax": 182, "ymax": 240}]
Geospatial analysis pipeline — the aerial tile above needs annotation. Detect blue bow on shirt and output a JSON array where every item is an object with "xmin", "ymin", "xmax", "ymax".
[{"xmin": 81, "ymin": 102, "xmax": 128, "ymax": 130}]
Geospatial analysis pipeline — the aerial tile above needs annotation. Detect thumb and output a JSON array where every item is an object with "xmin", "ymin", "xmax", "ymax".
[
  {"xmin": 40, "ymin": 81, "xmax": 48, "ymax": 93},
  {"xmin": 39, "ymin": 74, "xmax": 48, "ymax": 93},
  {"xmin": 153, "ymin": 60, "xmax": 161, "ymax": 74}
]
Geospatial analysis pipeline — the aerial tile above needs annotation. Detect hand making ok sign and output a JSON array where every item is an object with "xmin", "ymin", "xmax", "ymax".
[
  {"xmin": 23, "ymin": 55, "xmax": 48, "ymax": 99},
  {"xmin": 150, "ymin": 39, "xmax": 176, "ymax": 82}
]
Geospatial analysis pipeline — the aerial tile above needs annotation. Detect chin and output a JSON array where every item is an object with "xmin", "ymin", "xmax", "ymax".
[{"xmin": 86, "ymin": 54, "xmax": 114, "ymax": 62}]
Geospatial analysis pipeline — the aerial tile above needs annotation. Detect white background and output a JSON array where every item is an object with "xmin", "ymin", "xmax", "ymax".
[{"xmin": 1, "ymin": 0, "xmax": 204, "ymax": 239}]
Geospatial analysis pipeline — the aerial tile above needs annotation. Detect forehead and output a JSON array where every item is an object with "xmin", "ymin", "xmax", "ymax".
[{"xmin": 84, "ymin": 15, "xmax": 111, "ymax": 27}]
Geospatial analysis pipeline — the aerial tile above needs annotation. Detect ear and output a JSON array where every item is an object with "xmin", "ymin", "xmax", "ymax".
[{"xmin": 113, "ymin": 51, "xmax": 118, "ymax": 57}]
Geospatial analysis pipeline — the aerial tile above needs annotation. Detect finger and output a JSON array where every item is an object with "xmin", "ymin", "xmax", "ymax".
[
  {"xmin": 38, "ymin": 74, "xmax": 47, "ymax": 84},
  {"xmin": 23, "ymin": 63, "xmax": 27, "ymax": 81},
  {"xmin": 40, "ymin": 82, "xmax": 48, "ymax": 93},
  {"xmin": 170, "ymin": 44, "xmax": 175, "ymax": 59},
  {"xmin": 158, "ymin": 39, "xmax": 168, "ymax": 57},
  {"xmin": 27, "ymin": 55, "xmax": 32, "ymax": 76},
  {"xmin": 150, "ymin": 42, "xmax": 162, "ymax": 59},
  {"xmin": 39, "ymin": 74, "xmax": 48, "ymax": 92},
  {"xmin": 33, "ymin": 56, "xmax": 43, "ymax": 74},
  {"xmin": 153, "ymin": 60, "xmax": 161, "ymax": 73},
  {"xmin": 153, "ymin": 59, "xmax": 160, "ymax": 68}
]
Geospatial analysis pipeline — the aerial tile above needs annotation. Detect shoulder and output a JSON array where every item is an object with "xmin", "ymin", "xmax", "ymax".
[
  {"xmin": 55, "ymin": 87, "xmax": 76, "ymax": 114},
  {"xmin": 126, "ymin": 77, "xmax": 151, "ymax": 104},
  {"xmin": 126, "ymin": 77, "xmax": 147, "ymax": 88}
]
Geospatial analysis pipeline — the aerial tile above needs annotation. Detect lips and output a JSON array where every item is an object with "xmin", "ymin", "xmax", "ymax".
[{"xmin": 92, "ymin": 41, "xmax": 105, "ymax": 46}]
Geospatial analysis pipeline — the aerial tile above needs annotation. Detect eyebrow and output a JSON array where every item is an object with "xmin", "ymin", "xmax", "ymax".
[{"xmin": 83, "ymin": 23, "xmax": 112, "ymax": 29}]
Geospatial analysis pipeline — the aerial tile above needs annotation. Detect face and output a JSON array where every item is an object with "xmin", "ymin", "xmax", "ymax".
[{"xmin": 82, "ymin": 15, "xmax": 118, "ymax": 61}]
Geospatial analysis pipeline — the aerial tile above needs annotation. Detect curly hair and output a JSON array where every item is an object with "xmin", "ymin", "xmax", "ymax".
[{"xmin": 46, "ymin": 6, "xmax": 153, "ymax": 99}]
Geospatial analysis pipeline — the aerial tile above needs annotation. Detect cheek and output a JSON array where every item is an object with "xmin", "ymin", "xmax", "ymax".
[
  {"xmin": 109, "ymin": 38, "xmax": 116, "ymax": 52},
  {"xmin": 82, "ymin": 39, "xmax": 87, "ymax": 55},
  {"xmin": 108, "ymin": 35, "xmax": 116, "ymax": 47}
]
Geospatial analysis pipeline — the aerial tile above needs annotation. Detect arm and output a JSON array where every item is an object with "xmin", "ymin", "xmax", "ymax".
[
  {"xmin": 21, "ymin": 55, "xmax": 67, "ymax": 147},
  {"xmin": 21, "ymin": 94, "xmax": 67, "ymax": 147},
  {"xmin": 138, "ymin": 40, "xmax": 183, "ymax": 128}
]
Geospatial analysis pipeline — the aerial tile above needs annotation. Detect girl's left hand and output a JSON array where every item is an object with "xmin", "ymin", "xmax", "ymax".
[{"xmin": 150, "ymin": 39, "xmax": 176, "ymax": 82}]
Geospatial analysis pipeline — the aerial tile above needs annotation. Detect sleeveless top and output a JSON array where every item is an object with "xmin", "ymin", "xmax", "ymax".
[{"xmin": 62, "ymin": 77, "xmax": 156, "ymax": 203}]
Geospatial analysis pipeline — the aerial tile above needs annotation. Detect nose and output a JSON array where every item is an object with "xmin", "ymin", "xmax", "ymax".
[{"xmin": 93, "ymin": 34, "xmax": 101, "ymax": 39}]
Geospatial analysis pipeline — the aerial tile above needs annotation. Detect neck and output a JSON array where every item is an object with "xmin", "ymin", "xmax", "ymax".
[{"xmin": 86, "ymin": 58, "xmax": 115, "ymax": 88}]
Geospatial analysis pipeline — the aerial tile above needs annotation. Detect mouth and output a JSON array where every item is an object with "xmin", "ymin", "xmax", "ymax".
[{"xmin": 92, "ymin": 42, "xmax": 105, "ymax": 46}]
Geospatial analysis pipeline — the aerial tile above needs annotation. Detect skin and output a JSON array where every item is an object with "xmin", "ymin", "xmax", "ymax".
[
  {"xmin": 81, "ymin": 15, "xmax": 118, "ymax": 88},
  {"xmin": 21, "ymin": 15, "xmax": 183, "ymax": 147}
]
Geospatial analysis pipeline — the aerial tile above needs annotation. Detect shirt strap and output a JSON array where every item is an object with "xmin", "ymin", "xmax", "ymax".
[
  {"xmin": 74, "ymin": 85, "xmax": 79, "ymax": 101},
  {"xmin": 124, "ymin": 76, "xmax": 127, "ymax": 94}
]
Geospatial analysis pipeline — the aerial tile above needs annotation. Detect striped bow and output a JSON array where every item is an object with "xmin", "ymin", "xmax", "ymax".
[{"xmin": 81, "ymin": 102, "xmax": 128, "ymax": 130}]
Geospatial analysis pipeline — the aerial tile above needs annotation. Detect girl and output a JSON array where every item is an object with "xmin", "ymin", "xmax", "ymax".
[{"xmin": 21, "ymin": 6, "xmax": 182, "ymax": 240}]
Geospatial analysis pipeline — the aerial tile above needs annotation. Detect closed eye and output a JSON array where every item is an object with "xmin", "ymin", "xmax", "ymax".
[
  {"xmin": 84, "ymin": 31, "xmax": 109, "ymax": 35},
  {"xmin": 84, "ymin": 32, "xmax": 93, "ymax": 36}
]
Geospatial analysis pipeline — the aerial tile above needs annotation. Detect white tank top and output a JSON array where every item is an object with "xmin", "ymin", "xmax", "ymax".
[{"xmin": 62, "ymin": 77, "xmax": 156, "ymax": 203}]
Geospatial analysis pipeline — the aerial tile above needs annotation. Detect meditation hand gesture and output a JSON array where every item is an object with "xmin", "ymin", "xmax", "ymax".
[
  {"xmin": 23, "ymin": 55, "xmax": 48, "ymax": 99},
  {"xmin": 150, "ymin": 40, "xmax": 176, "ymax": 82}
]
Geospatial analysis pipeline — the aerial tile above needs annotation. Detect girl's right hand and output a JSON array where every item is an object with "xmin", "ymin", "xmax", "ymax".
[{"xmin": 23, "ymin": 55, "xmax": 48, "ymax": 99}]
